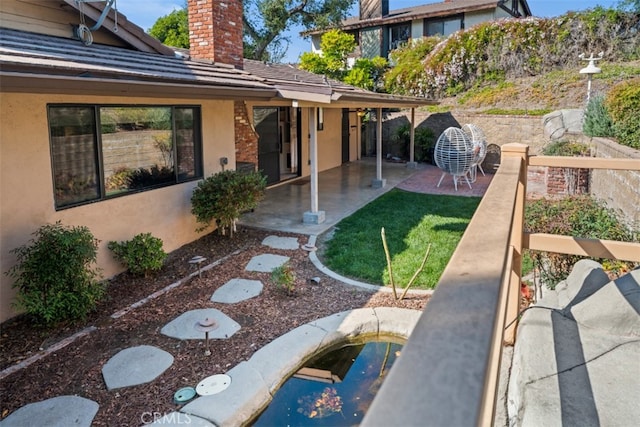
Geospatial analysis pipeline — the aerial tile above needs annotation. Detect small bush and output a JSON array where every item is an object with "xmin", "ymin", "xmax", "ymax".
[
  {"xmin": 271, "ymin": 262, "xmax": 296, "ymax": 295},
  {"xmin": 525, "ymin": 195, "xmax": 637, "ymax": 287},
  {"xmin": 392, "ymin": 124, "xmax": 436, "ymax": 163},
  {"xmin": 541, "ymin": 140, "xmax": 591, "ymax": 156},
  {"xmin": 606, "ymin": 77, "xmax": 640, "ymax": 149},
  {"xmin": 6, "ymin": 222, "xmax": 103, "ymax": 325},
  {"xmin": 191, "ymin": 169, "xmax": 267, "ymax": 237},
  {"xmin": 108, "ymin": 233, "xmax": 167, "ymax": 277},
  {"xmin": 583, "ymin": 94, "xmax": 615, "ymax": 137}
]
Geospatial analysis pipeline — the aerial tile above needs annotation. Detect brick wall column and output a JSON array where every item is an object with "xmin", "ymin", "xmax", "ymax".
[{"xmin": 234, "ymin": 102, "xmax": 258, "ymax": 166}]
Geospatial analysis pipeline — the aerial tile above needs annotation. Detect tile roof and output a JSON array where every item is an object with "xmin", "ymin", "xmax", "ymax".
[
  {"xmin": 243, "ymin": 59, "xmax": 436, "ymax": 107},
  {"xmin": 0, "ymin": 27, "xmax": 276, "ymax": 98}
]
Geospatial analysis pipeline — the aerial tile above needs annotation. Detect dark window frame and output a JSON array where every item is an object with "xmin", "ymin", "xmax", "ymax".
[
  {"xmin": 389, "ymin": 23, "xmax": 411, "ymax": 51},
  {"xmin": 48, "ymin": 104, "xmax": 203, "ymax": 210},
  {"xmin": 423, "ymin": 14, "xmax": 464, "ymax": 37}
]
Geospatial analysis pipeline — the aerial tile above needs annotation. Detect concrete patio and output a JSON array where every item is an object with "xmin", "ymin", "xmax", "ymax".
[{"xmin": 238, "ymin": 157, "xmax": 493, "ymax": 235}]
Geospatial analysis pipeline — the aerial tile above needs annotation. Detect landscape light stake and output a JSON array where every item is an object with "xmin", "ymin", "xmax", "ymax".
[
  {"xmin": 382, "ymin": 227, "xmax": 432, "ymax": 301},
  {"xmin": 381, "ymin": 227, "xmax": 397, "ymax": 299}
]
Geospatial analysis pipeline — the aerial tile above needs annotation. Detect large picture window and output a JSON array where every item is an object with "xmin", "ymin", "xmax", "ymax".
[
  {"xmin": 425, "ymin": 16, "xmax": 463, "ymax": 37},
  {"xmin": 49, "ymin": 105, "xmax": 202, "ymax": 209}
]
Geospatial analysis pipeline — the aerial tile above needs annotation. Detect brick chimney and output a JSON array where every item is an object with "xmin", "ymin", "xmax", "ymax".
[{"xmin": 188, "ymin": 0, "xmax": 243, "ymax": 69}]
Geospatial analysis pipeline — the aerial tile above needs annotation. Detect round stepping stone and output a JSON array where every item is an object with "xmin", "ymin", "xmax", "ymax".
[
  {"xmin": 211, "ymin": 278, "xmax": 263, "ymax": 303},
  {"xmin": 161, "ymin": 308, "xmax": 240, "ymax": 340},
  {"xmin": 261, "ymin": 235, "xmax": 300, "ymax": 250},
  {"xmin": 0, "ymin": 395, "xmax": 98, "ymax": 427},
  {"xmin": 245, "ymin": 254, "xmax": 290, "ymax": 272},
  {"xmin": 102, "ymin": 345, "xmax": 174, "ymax": 390}
]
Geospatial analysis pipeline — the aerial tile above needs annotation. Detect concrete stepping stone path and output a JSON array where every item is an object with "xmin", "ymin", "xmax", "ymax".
[
  {"xmin": 0, "ymin": 395, "xmax": 99, "ymax": 426},
  {"xmin": 211, "ymin": 278, "xmax": 263, "ymax": 304},
  {"xmin": 101, "ymin": 345, "xmax": 174, "ymax": 390},
  {"xmin": 245, "ymin": 254, "xmax": 289, "ymax": 273},
  {"xmin": 161, "ymin": 308, "xmax": 240, "ymax": 340},
  {"xmin": 261, "ymin": 236, "xmax": 299, "ymax": 250}
]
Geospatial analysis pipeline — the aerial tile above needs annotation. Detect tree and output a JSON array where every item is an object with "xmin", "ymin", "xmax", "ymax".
[
  {"xmin": 618, "ymin": 0, "xmax": 640, "ymax": 12},
  {"xmin": 148, "ymin": 7, "xmax": 189, "ymax": 48},
  {"xmin": 299, "ymin": 29, "xmax": 388, "ymax": 90},
  {"xmin": 146, "ymin": 1, "xmax": 355, "ymax": 62}
]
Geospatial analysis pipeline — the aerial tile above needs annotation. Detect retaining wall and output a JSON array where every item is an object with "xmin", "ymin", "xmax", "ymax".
[
  {"xmin": 590, "ymin": 137, "xmax": 640, "ymax": 230},
  {"xmin": 382, "ymin": 111, "xmax": 639, "ymax": 230}
]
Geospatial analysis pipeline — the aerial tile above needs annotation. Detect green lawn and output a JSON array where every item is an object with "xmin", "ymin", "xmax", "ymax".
[{"xmin": 321, "ymin": 189, "xmax": 481, "ymax": 289}]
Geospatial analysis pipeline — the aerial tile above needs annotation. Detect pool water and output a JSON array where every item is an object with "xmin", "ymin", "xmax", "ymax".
[{"xmin": 252, "ymin": 340, "xmax": 404, "ymax": 426}]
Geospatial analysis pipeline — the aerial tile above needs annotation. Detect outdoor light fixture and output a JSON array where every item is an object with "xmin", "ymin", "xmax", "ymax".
[
  {"xmin": 317, "ymin": 107, "xmax": 324, "ymax": 130},
  {"xmin": 579, "ymin": 52, "xmax": 604, "ymax": 102},
  {"xmin": 356, "ymin": 108, "xmax": 367, "ymax": 117},
  {"xmin": 195, "ymin": 317, "xmax": 219, "ymax": 356}
]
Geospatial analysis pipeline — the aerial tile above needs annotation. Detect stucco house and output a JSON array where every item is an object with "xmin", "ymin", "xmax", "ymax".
[
  {"xmin": 307, "ymin": 0, "xmax": 532, "ymax": 59},
  {"xmin": 0, "ymin": 0, "xmax": 431, "ymax": 322}
]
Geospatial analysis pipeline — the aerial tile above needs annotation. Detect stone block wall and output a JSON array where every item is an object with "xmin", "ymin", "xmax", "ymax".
[
  {"xmin": 383, "ymin": 110, "xmax": 548, "ymax": 158},
  {"xmin": 590, "ymin": 137, "xmax": 640, "ymax": 230}
]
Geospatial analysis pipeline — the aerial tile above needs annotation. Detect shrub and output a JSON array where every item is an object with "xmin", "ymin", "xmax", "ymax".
[
  {"xmin": 271, "ymin": 262, "xmax": 296, "ymax": 295},
  {"xmin": 6, "ymin": 222, "xmax": 103, "ymax": 325},
  {"xmin": 108, "ymin": 233, "xmax": 167, "ymax": 277},
  {"xmin": 605, "ymin": 77, "xmax": 640, "ymax": 149},
  {"xmin": 525, "ymin": 195, "xmax": 637, "ymax": 287},
  {"xmin": 541, "ymin": 140, "xmax": 591, "ymax": 156},
  {"xmin": 393, "ymin": 124, "xmax": 436, "ymax": 163},
  {"xmin": 191, "ymin": 169, "xmax": 267, "ymax": 237},
  {"xmin": 383, "ymin": 9, "xmax": 639, "ymax": 98},
  {"xmin": 583, "ymin": 94, "xmax": 615, "ymax": 137}
]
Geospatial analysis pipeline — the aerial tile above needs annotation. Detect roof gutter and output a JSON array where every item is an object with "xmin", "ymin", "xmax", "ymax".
[{"xmin": 0, "ymin": 72, "xmax": 279, "ymax": 100}]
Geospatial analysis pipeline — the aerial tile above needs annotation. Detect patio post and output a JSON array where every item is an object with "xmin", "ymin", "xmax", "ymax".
[
  {"xmin": 407, "ymin": 108, "xmax": 417, "ymax": 169},
  {"xmin": 303, "ymin": 106, "xmax": 325, "ymax": 224},
  {"xmin": 372, "ymin": 107, "xmax": 386, "ymax": 188}
]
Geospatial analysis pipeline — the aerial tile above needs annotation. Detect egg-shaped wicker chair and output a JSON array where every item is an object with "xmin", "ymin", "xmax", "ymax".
[
  {"xmin": 434, "ymin": 127, "xmax": 474, "ymax": 191},
  {"xmin": 461, "ymin": 123, "xmax": 487, "ymax": 183}
]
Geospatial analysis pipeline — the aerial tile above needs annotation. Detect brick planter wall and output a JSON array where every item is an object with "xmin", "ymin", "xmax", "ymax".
[{"xmin": 545, "ymin": 167, "xmax": 590, "ymax": 196}]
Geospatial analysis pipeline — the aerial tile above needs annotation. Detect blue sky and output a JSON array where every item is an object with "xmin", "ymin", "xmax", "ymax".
[{"xmin": 116, "ymin": 0, "xmax": 622, "ymax": 63}]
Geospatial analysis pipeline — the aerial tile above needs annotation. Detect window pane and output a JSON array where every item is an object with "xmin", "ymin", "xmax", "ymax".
[
  {"xmin": 390, "ymin": 24, "xmax": 410, "ymax": 50},
  {"xmin": 49, "ymin": 106, "xmax": 100, "ymax": 208},
  {"xmin": 426, "ymin": 21, "xmax": 444, "ymax": 36},
  {"xmin": 175, "ymin": 107, "xmax": 200, "ymax": 180},
  {"xmin": 443, "ymin": 18, "xmax": 462, "ymax": 36},
  {"xmin": 101, "ymin": 107, "xmax": 175, "ymax": 195}
]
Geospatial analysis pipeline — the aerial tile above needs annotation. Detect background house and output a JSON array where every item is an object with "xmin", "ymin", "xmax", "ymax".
[{"xmin": 308, "ymin": 0, "xmax": 532, "ymax": 59}]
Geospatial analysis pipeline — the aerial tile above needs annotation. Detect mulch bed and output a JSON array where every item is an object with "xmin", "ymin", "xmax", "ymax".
[{"xmin": 0, "ymin": 226, "xmax": 428, "ymax": 425}]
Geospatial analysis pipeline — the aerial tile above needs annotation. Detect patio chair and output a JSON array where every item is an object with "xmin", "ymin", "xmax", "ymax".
[
  {"xmin": 461, "ymin": 123, "xmax": 487, "ymax": 183},
  {"xmin": 434, "ymin": 127, "xmax": 474, "ymax": 191}
]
